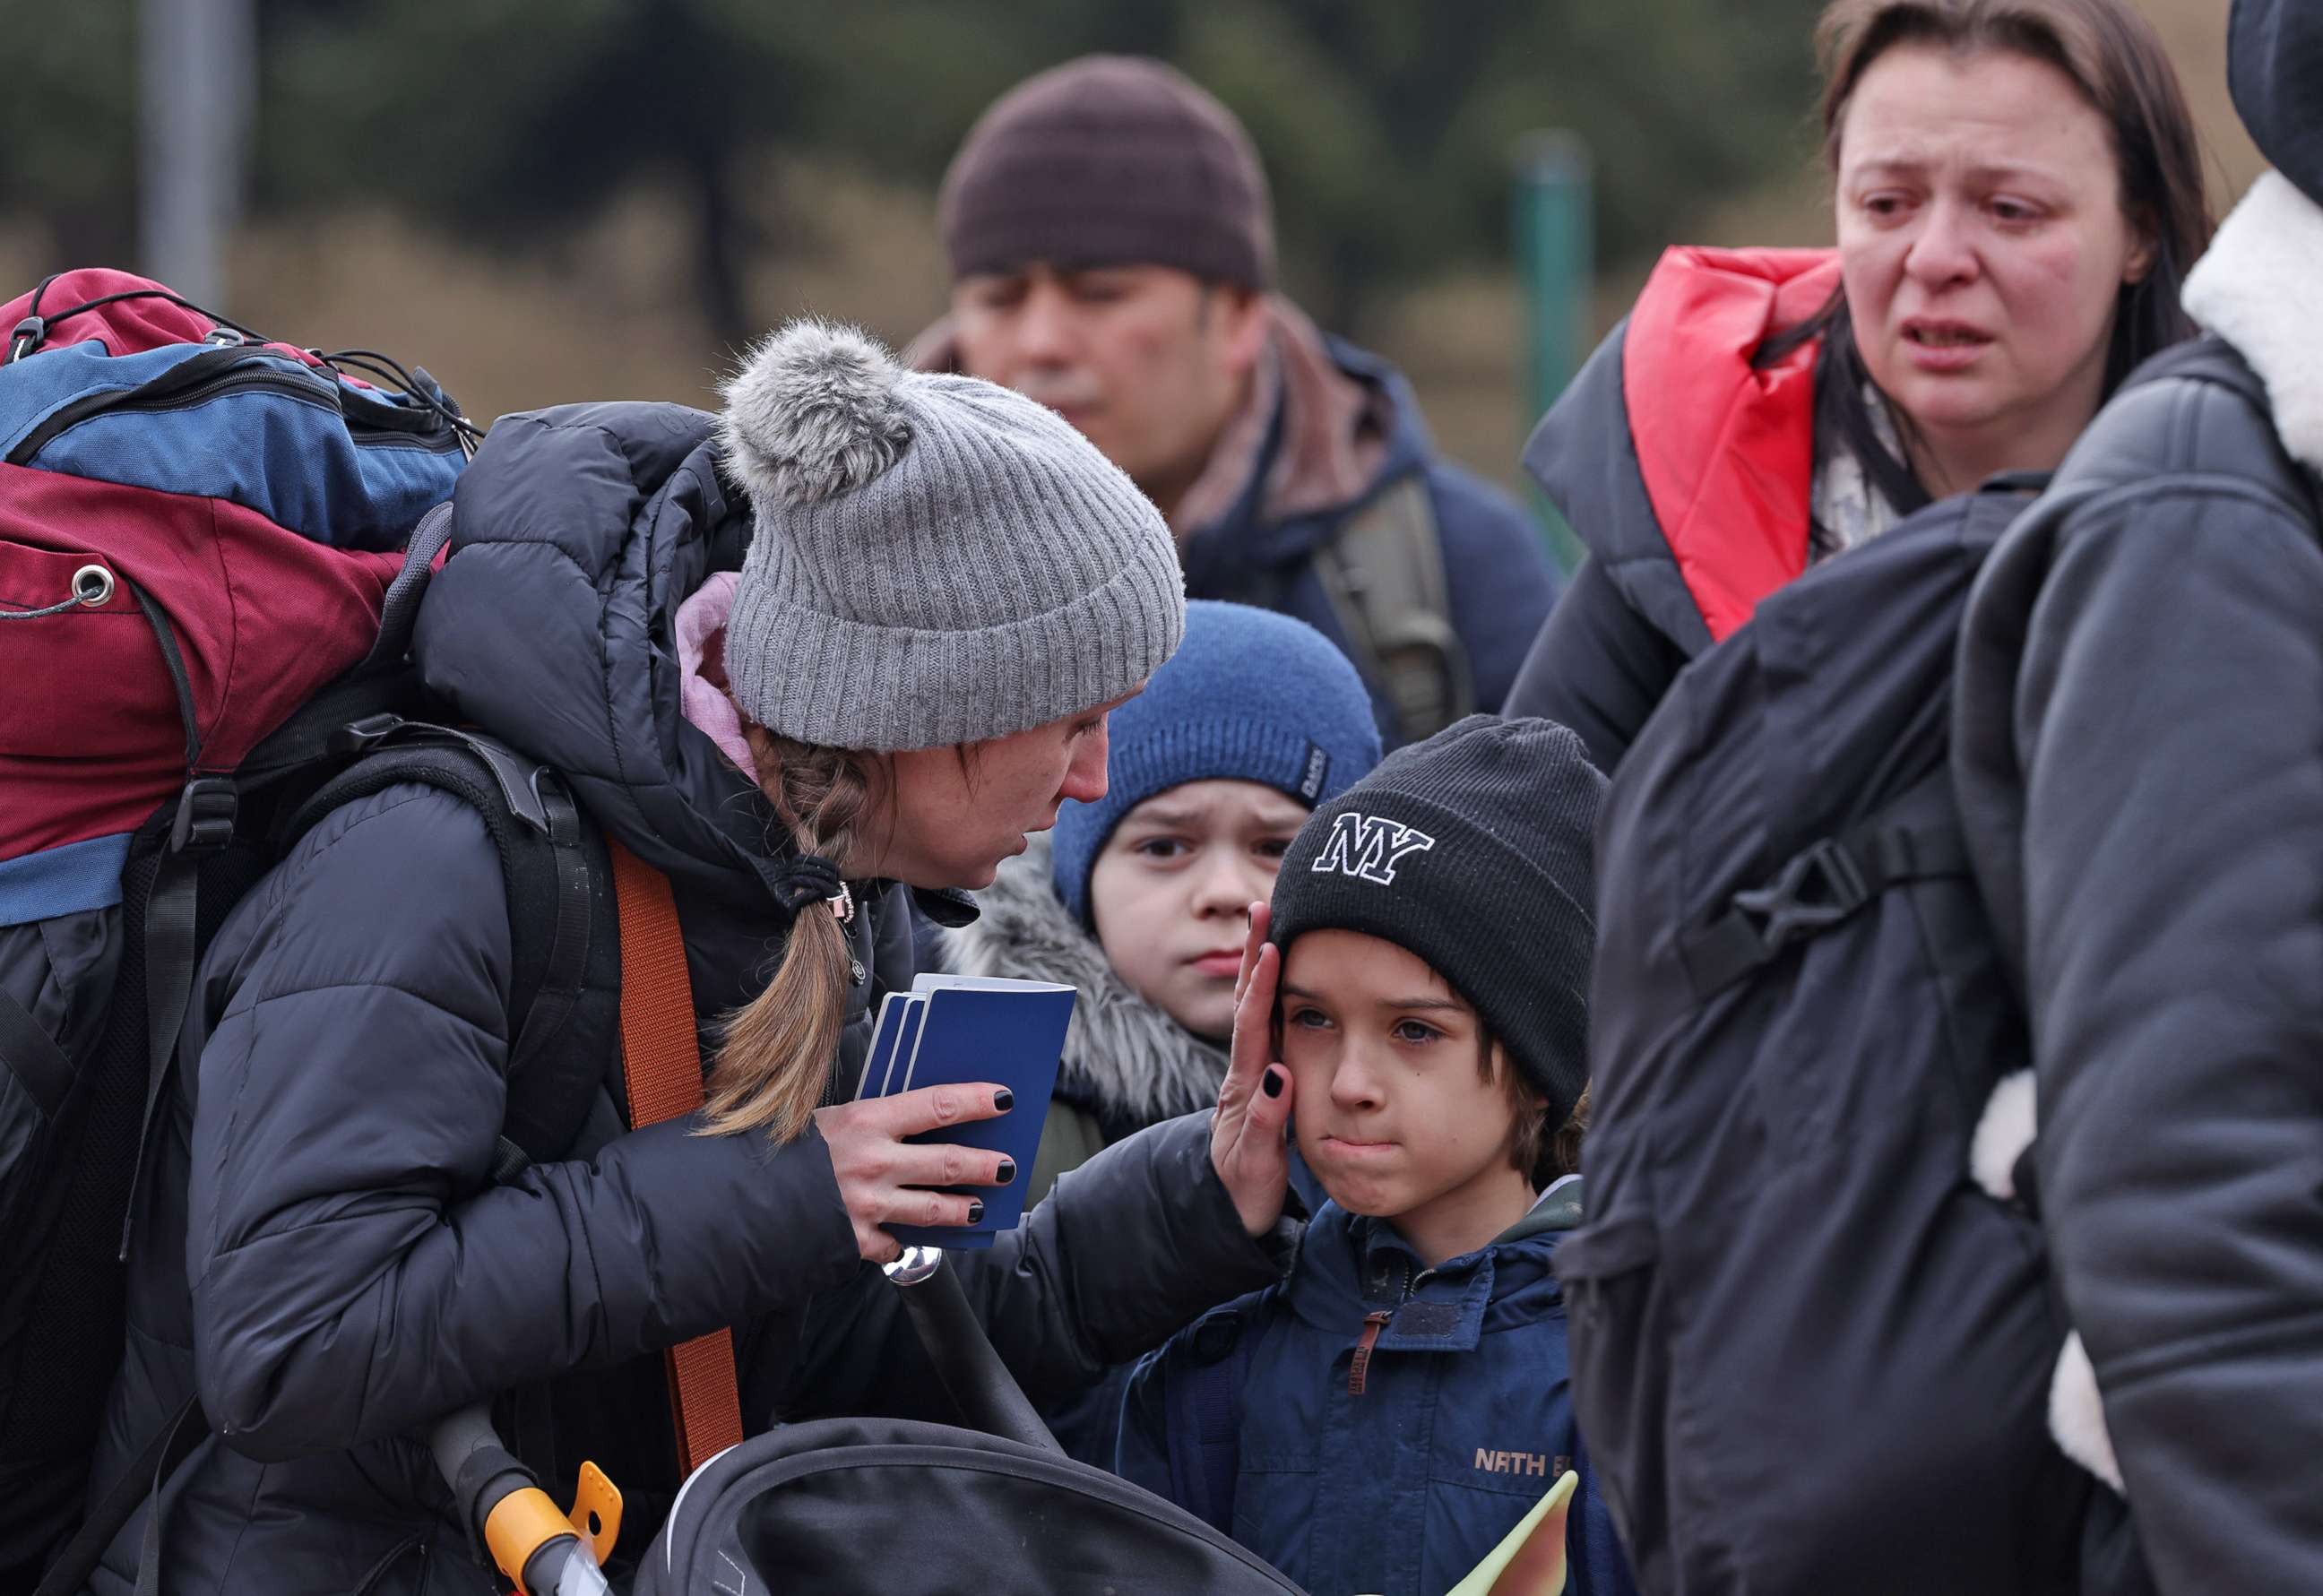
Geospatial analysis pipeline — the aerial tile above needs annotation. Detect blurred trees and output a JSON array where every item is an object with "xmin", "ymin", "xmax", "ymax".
[
  {"xmin": 0, "ymin": 3, "xmax": 140, "ymax": 265},
  {"xmin": 0, "ymin": 0, "xmax": 1822, "ymax": 342}
]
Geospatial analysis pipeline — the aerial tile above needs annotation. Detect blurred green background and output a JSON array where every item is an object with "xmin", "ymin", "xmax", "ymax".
[{"xmin": 0, "ymin": 0, "xmax": 2262, "ymax": 493}]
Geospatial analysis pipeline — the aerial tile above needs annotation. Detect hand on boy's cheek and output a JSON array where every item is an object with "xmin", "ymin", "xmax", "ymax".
[{"xmin": 1210, "ymin": 915, "xmax": 1293, "ymax": 1237}]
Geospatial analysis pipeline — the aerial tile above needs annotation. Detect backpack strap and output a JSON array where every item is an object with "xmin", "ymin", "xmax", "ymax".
[
  {"xmin": 114, "ymin": 658, "xmax": 431, "ymax": 1255},
  {"xmin": 286, "ymin": 720, "xmax": 612, "ymax": 1170},
  {"xmin": 1311, "ymin": 473, "xmax": 1475, "ymax": 745},
  {"xmin": 1679, "ymin": 772, "xmax": 1973, "ymax": 1000},
  {"xmin": 363, "ymin": 500, "xmax": 456, "ymax": 671},
  {"xmin": 1162, "ymin": 1312, "xmax": 1250, "ymax": 1535},
  {"xmin": 0, "ymin": 987, "xmax": 73, "ymax": 1123},
  {"xmin": 38, "ymin": 727, "xmax": 618, "ymax": 1592},
  {"xmin": 29, "ymin": 1395, "xmax": 203, "ymax": 1596},
  {"xmin": 112, "ymin": 580, "xmax": 224, "ymax": 1258},
  {"xmin": 606, "ymin": 840, "xmax": 746, "ymax": 1478}
]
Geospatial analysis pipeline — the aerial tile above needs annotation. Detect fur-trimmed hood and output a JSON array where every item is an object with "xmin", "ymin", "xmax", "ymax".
[
  {"xmin": 946, "ymin": 832, "xmax": 1229, "ymax": 1134},
  {"xmin": 2185, "ymin": 169, "xmax": 2323, "ymax": 474}
]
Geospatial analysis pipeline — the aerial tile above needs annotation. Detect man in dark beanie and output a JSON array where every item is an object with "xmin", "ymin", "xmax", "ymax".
[
  {"xmin": 1118, "ymin": 715, "xmax": 1636, "ymax": 1596},
  {"xmin": 909, "ymin": 56, "xmax": 1559, "ymax": 751},
  {"xmin": 1949, "ymin": 0, "xmax": 2323, "ymax": 1589}
]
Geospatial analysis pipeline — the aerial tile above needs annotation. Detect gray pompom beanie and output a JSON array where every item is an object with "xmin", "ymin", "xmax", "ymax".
[{"xmin": 715, "ymin": 317, "xmax": 1185, "ymax": 753}]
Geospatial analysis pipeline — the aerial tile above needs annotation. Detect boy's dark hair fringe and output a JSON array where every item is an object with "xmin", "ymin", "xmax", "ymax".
[{"xmin": 1479, "ymin": 1035, "xmax": 1589, "ymax": 1186}]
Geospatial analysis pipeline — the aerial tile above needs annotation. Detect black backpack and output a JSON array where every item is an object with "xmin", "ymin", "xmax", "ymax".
[
  {"xmin": 1554, "ymin": 477, "xmax": 2097, "ymax": 1595},
  {"xmin": 6, "ymin": 513, "xmax": 618, "ymax": 1591}
]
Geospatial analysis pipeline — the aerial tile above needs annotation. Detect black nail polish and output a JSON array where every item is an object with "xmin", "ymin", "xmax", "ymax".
[
  {"xmin": 967, "ymin": 1199, "xmax": 985, "ymax": 1225},
  {"xmin": 1262, "ymin": 1067, "xmax": 1284, "ymax": 1099},
  {"xmin": 993, "ymin": 1088, "xmax": 1015, "ymax": 1112},
  {"xmin": 997, "ymin": 1158, "xmax": 1016, "ymax": 1184}
]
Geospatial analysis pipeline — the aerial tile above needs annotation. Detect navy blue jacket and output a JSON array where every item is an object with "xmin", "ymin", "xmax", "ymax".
[
  {"xmin": 1184, "ymin": 338, "xmax": 1559, "ymax": 744},
  {"xmin": 1119, "ymin": 1184, "xmax": 1634, "ymax": 1596}
]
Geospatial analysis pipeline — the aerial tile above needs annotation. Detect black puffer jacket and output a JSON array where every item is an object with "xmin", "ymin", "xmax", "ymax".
[
  {"xmin": 84, "ymin": 401, "xmax": 1290, "ymax": 1594},
  {"xmin": 1955, "ymin": 172, "xmax": 2323, "ymax": 1593}
]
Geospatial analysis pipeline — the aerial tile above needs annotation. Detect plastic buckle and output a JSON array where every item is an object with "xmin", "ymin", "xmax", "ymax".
[
  {"xmin": 168, "ymin": 776, "xmax": 239, "ymax": 854},
  {"xmin": 1731, "ymin": 837, "xmax": 1869, "ymax": 953},
  {"xmin": 329, "ymin": 712, "xmax": 408, "ymax": 756},
  {"xmin": 7, "ymin": 315, "xmax": 45, "ymax": 363}
]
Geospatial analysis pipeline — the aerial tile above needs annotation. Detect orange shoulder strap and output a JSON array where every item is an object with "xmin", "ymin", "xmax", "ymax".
[{"xmin": 607, "ymin": 840, "xmax": 746, "ymax": 1477}]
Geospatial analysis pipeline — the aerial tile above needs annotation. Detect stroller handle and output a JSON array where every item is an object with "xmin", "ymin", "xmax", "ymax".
[
  {"xmin": 430, "ymin": 1402, "xmax": 617, "ymax": 1596},
  {"xmin": 423, "ymin": 1252, "xmax": 1055, "ymax": 1587}
]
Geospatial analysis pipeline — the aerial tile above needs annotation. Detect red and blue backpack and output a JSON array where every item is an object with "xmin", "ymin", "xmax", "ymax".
[{"xmin": 0, "ymin": 271, "xmax": 614, "ymax": 1587}]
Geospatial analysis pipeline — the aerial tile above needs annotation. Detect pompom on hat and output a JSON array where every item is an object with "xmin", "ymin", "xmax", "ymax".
[{"xmin": 716, "ymin": 317, "xmax": 1185, "ymax": 754}]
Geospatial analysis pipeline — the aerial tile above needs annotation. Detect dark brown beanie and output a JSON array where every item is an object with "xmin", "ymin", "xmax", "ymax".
[{"xmin": 939, "ymin": 56, "xmax": 1274, "ymax": 289}]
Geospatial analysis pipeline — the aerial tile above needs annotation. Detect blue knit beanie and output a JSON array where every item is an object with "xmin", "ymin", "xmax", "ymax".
[{"xmin": 1051, "ymin": 600, "xmax": 1382, "ymax": 923}]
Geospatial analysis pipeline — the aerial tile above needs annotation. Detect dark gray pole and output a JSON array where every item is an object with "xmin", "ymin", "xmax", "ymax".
[{"xmin": 141, "ymin": 0, "xmax": 255, "ymax": 305}]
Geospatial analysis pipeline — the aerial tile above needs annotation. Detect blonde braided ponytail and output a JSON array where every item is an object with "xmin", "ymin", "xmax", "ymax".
[{"xmin": 701, "ymin": 723, "xmax": 878, "ymax": 1141}]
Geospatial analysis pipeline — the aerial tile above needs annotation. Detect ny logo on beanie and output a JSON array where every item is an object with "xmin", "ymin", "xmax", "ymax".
[{"xmin": 1311, "ymin": 811, "xmax": 1436, "ymax": 886}]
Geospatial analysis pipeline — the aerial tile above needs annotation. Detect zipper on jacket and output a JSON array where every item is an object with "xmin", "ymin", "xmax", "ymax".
[
  {"xmin": 8, "ymin": 357, "xmax": 459, "ymax": 464},
  {"xmin": 1348, "ymin": 1309, "xmax": 1393, "ymax": 1396},
  {"xmin": 1367, "ymin": 1255, "xmax": 1414, "ymax": 1303}
]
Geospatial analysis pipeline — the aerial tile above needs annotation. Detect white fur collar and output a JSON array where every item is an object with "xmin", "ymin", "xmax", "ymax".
[
  {"xmin": 2183, "ymin": 170, "xmax": 2323, "ymax": 473},
  {"xmin": 945, "ymin": 833, "xmax": 1230, "ymax": 1126}
]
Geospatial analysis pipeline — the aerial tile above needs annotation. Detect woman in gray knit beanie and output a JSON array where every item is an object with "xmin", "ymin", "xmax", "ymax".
[
  {"xmin": 49, "ymin": 315, "xmax": 1303, "ymax": 1596},
  {"xmin": 688, "ymin": 318, "xmax": 1208, "ymax": 1186}
]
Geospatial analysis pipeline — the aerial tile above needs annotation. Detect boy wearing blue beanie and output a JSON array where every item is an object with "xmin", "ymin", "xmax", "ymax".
[{"xmin": 949, "ymin": 600, "xmax": 1381, "ymax": 1203}]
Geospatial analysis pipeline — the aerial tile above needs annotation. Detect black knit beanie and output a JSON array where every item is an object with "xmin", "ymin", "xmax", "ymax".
[
  {"xmin": 938, "ymin": 55, "xmax": 1274, "ymax": 289},
  {"xmin": 2230, "ymin": 0, "xmax": 2323, "ymax": 208},
  {"xmin": 1268, "ymin": 716, "xmax": 1603, "ymax": 1123}
]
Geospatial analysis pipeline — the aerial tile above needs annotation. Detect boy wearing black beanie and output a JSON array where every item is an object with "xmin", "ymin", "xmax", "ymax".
[{"xmin": 1118, "ymin": 717, "xmax": 1634, "ymax": 1596}]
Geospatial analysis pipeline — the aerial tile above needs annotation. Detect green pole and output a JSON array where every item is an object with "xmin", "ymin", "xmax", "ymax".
[{"xmin": 1511, "ymin": 131, "xmax": 1593, "ymax": 575}]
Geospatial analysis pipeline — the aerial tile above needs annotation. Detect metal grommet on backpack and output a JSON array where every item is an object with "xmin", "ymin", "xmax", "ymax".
[{"xmin": 0, "ymin": 562, "xmax": 114, "ymax": 619}]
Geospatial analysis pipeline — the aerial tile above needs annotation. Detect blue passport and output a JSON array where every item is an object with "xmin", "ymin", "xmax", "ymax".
[
  {"xmin": 857, "ymin": 974, "xmax": 1075, "ymax": 1250},
  {"xmin": 854, "ymin": 990, "xmax": 929, "ymax": 1101}
]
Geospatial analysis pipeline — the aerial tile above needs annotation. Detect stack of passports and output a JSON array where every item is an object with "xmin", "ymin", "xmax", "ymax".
[{"xmin": 853, "ymin": 973, "xmax": 1076, "ymax": 1248}]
